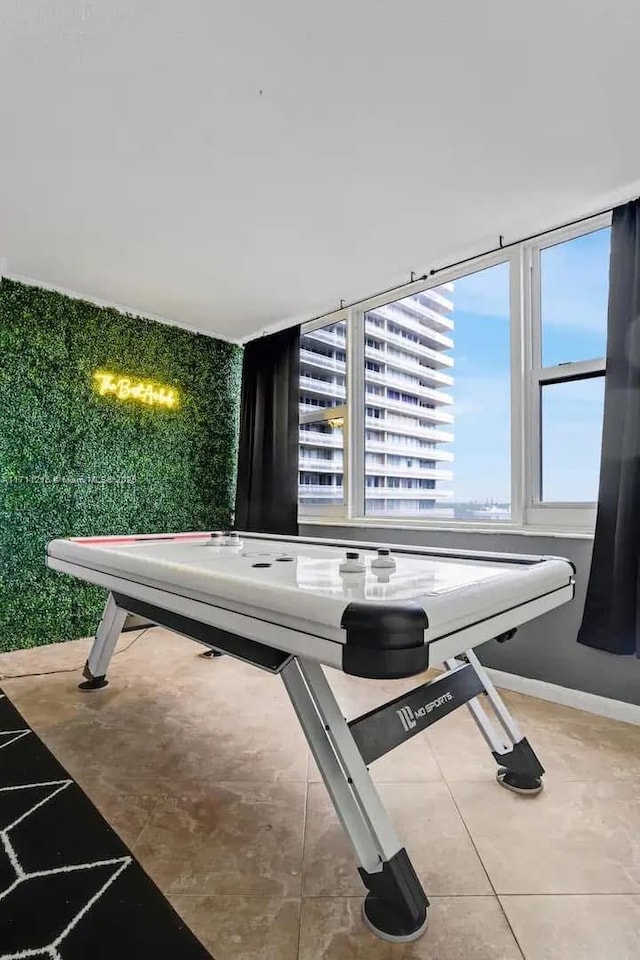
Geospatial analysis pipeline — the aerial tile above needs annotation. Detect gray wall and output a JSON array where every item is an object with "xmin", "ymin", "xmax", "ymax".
[{"xmin": 301, "ymin": 524, "xmax": 640, "ymax": 706}]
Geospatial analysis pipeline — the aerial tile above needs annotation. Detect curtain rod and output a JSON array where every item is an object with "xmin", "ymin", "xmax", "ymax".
[{"xmin": 297, "ymin": 201, "xmax": 620, "ymax": 328}]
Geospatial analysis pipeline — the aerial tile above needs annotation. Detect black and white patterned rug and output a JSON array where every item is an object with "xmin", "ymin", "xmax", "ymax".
[{"xmin": 0, "ymin": 688, "xmax": 213, "ymax": 959}]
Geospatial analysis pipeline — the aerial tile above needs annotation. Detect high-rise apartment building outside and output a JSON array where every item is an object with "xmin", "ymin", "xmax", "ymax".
[{"xmin": 299, "ymin": 283, "xmax": 455, "ymax": 516}]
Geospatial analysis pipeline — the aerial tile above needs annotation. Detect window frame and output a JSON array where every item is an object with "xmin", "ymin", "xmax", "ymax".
[
  {"xmin": 298, "ymin": 214, "xmax": 611, "ymax": 536},
  {"xmin": 524, "ymin": 212, "xmax": 610, "ymax": 531},
  {"xmin": 299, "ymin": 309, "xmax": 349, "ymax": 519}
]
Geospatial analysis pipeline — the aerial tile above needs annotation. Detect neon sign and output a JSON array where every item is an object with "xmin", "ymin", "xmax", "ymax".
[{"xmin": 93, "ymin": 371, "xmax": 178, "ymax": 408}]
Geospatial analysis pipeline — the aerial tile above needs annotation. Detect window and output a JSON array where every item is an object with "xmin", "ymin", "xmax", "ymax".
[
  {"xmin": 298, "ymin": 215, "xmax": 611, "ymax": 531},
  {"xmin": 541, "ymin": 228, "xmax": 610, "ymax": 366},
  {"xmin": 541, "ymin": 377, "xmax": 604, "ymax": 502},
  {"xmin": 531, "ymin": 223, "xmax": 610, "ymax": 518},
  {"xmin": 364, "ymin": 262, "xmax": 510, "ymax": 520},
  {"xmin": 298, "ymin": 315, "xmax": 348, "ymax": 515}
]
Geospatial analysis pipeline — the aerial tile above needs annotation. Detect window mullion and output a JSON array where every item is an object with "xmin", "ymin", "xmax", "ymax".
[
  {"xmin": 527, "ymin": 243, "xmax": 543, "ymax": 510},
  {"xmin": 510, "ymin": 248, "xmax": 526, "ymax": 527},
  {"xmin": 347, "ymin": 308, "xmax": 365, "ymax": 518}
]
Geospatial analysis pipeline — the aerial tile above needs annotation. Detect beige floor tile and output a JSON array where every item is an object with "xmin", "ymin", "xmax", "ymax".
[
  {"xmin": 302, "ymin": 781, "xmax": 491, "ymax": 897},
  {"xmin": 450, "ymin": 779, "xmax": 640, "ymax": 894},
  {"xmin": 308, "ymin": 734, "xmax": 443, "ymax": 784},
  {"xmin": 3, "ymin": 673, "xmax": 104, "ymax": 730},
  {"xmin": 307, "ymin": 666, "xmax": 444, "ymax": 783},
  {"xmin": 15, "ymin": 636, "xmax": 308, "ymax": 783},
  {"xmin": 501, "ymin": 690, "xmax": 640, "ymax": 781},
  {"xmin": 298, "ymin": 896, "xmax": 522, "ymax": 960},
  {"xmin": 0, "ymin": 634, "xmax": 96, "ymax": 677},
  {"xmin": 426, "ymin": 707, "xmax": 496, "ymax": 783},
  {"xmin": 134, "ymin": 780, "xmax": 306, "ymax": 896},
  {"xmin": 76, "ymin": 774, "xmax": 160, "ymax": 847},
  {"xmin": 170, "ymin": 895, "xmax": 301, "ymax": 960},
  {"xmin": 0, "ymin": 628, "xmax": 156, "ymax": 683},
  {"xmin": 501, "ymin": 894, "xmax": 640, "ymax": 960},
  {"xmin": 0, "ymin": 631, "xmax": 147, "ymax": 727},
  {"xmin": 322, "ymin": 666, "xmax": 441, "ymax": 716},
  {"xmin": 427, "ymin": 689, "xmax": 640, "ymax": 784},
  {"xmin": 8, "ymin": 632, "xmax": 640, "ymax": 959}
]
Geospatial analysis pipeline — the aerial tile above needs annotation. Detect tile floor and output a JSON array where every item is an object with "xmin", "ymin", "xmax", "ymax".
[{"xmin": 1, "ymin": 627, "xmax": 640, "ymax": 960}]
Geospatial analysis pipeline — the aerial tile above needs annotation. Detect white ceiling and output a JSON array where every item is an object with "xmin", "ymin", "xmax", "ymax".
[{"xmin": 1, "ymin": 1, "xmax": 640, "ymax": 343}]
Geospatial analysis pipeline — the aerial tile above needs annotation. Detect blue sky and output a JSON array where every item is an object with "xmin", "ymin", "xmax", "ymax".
[{"xmin": 442, "ymin": 227, "xmax": 609, "ymax": 504}]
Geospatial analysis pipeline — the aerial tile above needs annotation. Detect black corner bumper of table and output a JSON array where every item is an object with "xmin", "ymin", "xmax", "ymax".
[{"xmin": 341, "ymin": 601, "xmax": 430, "ymax": 679}]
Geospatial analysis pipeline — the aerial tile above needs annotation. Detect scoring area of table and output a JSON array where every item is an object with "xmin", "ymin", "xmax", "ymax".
[{"xmin": 46, "ymin": 531, "xmax": 576, "ymax": 944}]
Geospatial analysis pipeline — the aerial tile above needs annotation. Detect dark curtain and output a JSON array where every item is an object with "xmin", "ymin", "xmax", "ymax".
[
  {"xmin": 578, "ymin": 200, "xmax": 640, "ymax": 656},
  {"xmin": 234, "ymin": 325, "xmax": 300, "ymax": 535}
]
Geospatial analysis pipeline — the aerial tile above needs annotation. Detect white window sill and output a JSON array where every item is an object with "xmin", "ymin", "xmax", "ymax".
[{"xmin": 299, "ymin": 516, "xmax": 594, "ymax": 541}]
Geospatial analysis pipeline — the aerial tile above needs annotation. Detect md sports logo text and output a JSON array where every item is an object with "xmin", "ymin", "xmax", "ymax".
[{"xmin": 396, "ymin": 692, "xmax": 453, "ymax": 733}]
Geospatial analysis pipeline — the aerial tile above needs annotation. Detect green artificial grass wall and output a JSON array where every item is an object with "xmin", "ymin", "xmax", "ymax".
[{"xmin": 0, "ymin": 279, "xmax": 242, "ymax": 652}]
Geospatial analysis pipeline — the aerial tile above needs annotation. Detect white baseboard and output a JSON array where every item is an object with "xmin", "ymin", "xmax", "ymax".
[{"xmin": 485, "ymin": 668, "xmax": 640, "ymax": 726}]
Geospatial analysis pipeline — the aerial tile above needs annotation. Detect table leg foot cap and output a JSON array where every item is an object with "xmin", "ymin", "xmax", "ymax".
[
  {"xmin": 78, "ymin": 661, "xmax": 109, "ymax": 691},
  {"xmin": 78, "ymin": 676, "xmax": 109, "ymax": 691},
  {"xmin": 497, "ymin": 768, "xmax": 543, "ymax": 795},
  {"xmin": 362, "ymin": 897, "xmax": 428, "ymax": 943}
]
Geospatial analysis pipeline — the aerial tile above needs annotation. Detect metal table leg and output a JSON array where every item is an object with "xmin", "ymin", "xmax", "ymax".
[
  {"xmin": 80, "ymin": 593, "xmax": 128, "ymax": 691},
  {"xmin": 281, "ymin": 657, "xmax": 428, "ymax": 942},
  {"xmin": 444, "ymin": 651, "xmax": 545, "ymax": 794}
]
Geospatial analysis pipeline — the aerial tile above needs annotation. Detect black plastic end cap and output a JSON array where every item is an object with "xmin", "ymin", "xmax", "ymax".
[
  {"xmin": 359, "ymin": 848, "xmax": 428, "ymax": 940},
  {"xmin": 341, "ymin": 601, "xmax": 428, "ymax": 648},
  {"xmin": 78, "ymin": 660, "xmax": 109, "ymax": 691},
  {"xmin": 78, "ymin": 677, "xmax": 109, "ymax": 691},
  {"xmin": 341, "ymin": 601, "xmax": 429, "ymax": 679},
  {"xmin": 492, "ymin": 737, "xmax": 545, "ymax": 779}
]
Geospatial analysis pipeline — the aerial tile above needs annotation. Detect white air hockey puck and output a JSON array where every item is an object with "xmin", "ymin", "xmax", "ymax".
[
  {"xmin": 371, "ymin": 548, "xmax": 396, "ymax": 570},
  {"xmin": 339, "ymin": 551, "xmax": 366, "ymax": 574}
]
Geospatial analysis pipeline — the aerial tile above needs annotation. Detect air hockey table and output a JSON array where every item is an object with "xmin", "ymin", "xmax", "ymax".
[{"xmin": 46, "ymin": 530, "xmax": 575, "ymax": 943}]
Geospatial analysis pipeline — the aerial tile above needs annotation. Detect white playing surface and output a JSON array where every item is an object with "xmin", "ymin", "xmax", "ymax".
[
  {"xmin": 105, "ymin": 537, "xmax": 514, "ymax": 601},
  {"xmin": 47, "ymin": 533, "xmax": 574, "ymax": 641}
]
